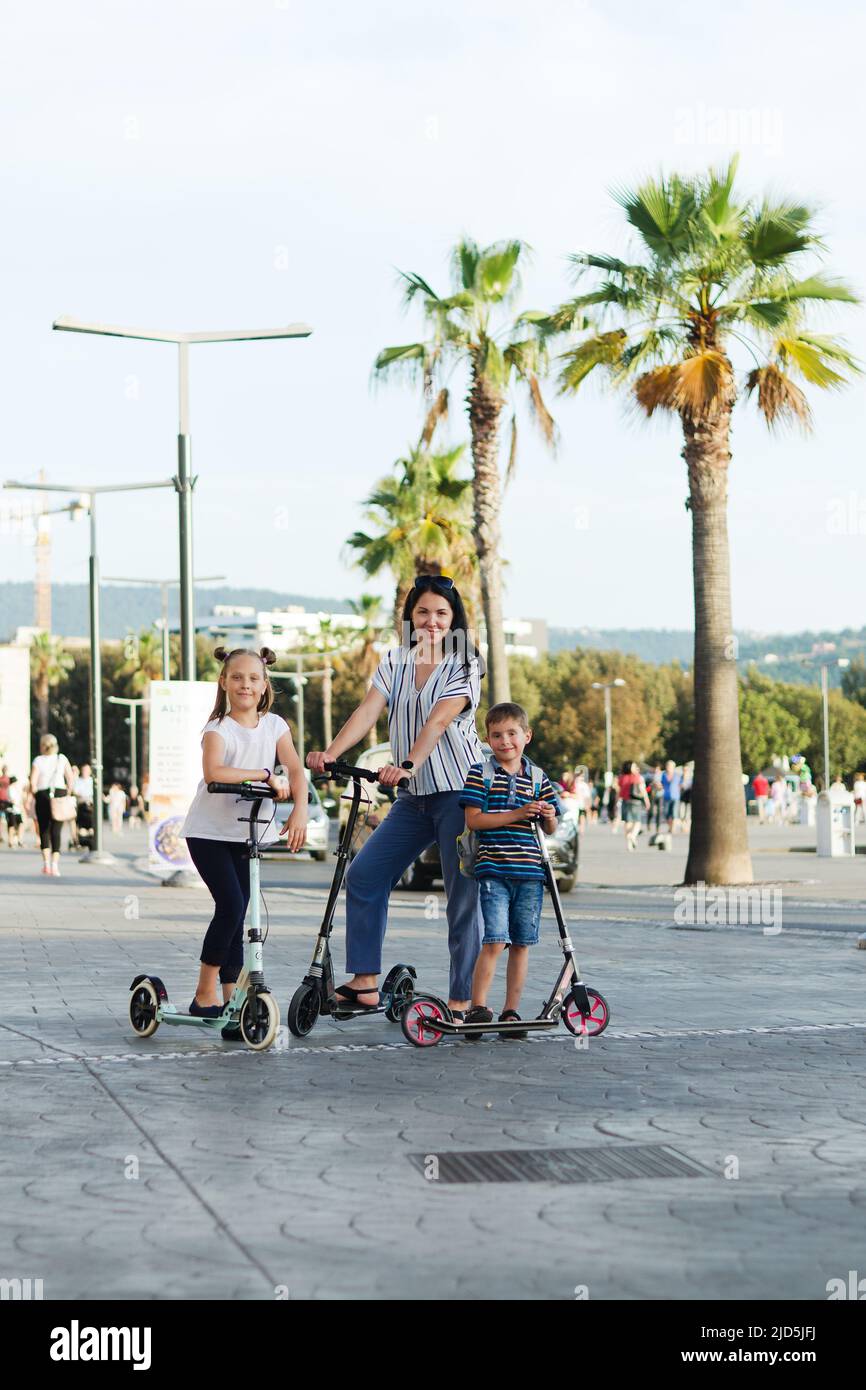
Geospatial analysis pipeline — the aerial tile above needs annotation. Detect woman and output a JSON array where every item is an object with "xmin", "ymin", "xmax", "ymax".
[
  {"xmin": 29, "ymin": 734, "xmax": 75, "ymax": 876},
  {"xmin": 74, "ymin": 763, "xmax": 95, "ymax": 850},
  {"xmin": 307, "ymin": 575, "xmax": 484, "ymax": 1017}
]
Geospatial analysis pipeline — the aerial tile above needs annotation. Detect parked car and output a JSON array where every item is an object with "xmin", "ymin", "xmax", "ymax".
[
  {"xmin": 261, "ymin": 771, "xmax": 330, "ymax": 861},
  {"xmin": 336, "ymin": 742, "xmax": 579, "ymax": 892}
]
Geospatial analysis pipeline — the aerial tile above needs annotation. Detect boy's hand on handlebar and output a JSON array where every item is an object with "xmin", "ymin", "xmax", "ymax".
[
  {"xmin": 279, "ymin": 811, "xmax": 307, "ymax": 852},
  {"xmin": 306, "ymin": 751, "xmax": 329, "ymax": 774},
  {"xmin": 377, "ymin": 764, "xmax": 410, "ymax": 787},
  {"xmin": 517, "ymin": 800, "xmax": 550, "ymax": 821}
]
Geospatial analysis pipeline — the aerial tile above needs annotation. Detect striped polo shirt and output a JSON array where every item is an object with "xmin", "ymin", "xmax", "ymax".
[
  {"xmin": 459, "ymin": 756, "xmax": 561, "ymax": 880},
  {"xmin": 371, "ymin": 645, "xmax": 484, "ymax": 795}
]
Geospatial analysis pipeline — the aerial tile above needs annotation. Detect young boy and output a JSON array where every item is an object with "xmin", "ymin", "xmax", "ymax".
[{"xmin": 459, "ymin": 702, "xmax": 561, "ymax": 1039}]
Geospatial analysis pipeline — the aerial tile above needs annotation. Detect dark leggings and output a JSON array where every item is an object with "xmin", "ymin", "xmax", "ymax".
[
  {"xmin": 35, "ymin": 790, "xmax": 62, "ymax": 854},
  {"xmin": 186, "ymin": 838, "xmax": 250, "ymax": 983}
]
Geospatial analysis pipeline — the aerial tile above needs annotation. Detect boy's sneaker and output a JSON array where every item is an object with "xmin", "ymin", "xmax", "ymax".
[
  {"xmin": 499, "ymin": 1009, "xmax": 527, "ymax": 1039},
  {"xmin": 462, "ymin": 1005, "xmax": 493, "ymax": 1040}
]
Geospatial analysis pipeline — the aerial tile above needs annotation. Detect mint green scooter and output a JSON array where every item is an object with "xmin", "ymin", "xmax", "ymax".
[{"xmin": 128, "ymin": 782, "xmax": 281, "ymax": 1051}]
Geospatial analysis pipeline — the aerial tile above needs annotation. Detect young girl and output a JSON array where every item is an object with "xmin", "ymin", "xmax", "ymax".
[{"xmin": 181, "ymin": 646, "xmax": 307, "ymax": 1035}]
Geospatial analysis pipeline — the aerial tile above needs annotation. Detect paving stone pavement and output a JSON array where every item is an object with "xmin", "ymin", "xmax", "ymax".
[{"xmin": 1, "ymin": 828, "xmax": 865, "ymax": 1301}]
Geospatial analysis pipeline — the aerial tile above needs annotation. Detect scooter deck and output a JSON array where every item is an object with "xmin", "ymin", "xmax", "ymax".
[{"xmin": 427, "ymin": 1016, "xmax": 560, "ymax": 1036}]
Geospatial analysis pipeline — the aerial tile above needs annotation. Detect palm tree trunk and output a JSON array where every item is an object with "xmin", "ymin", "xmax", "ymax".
[
  {"xmin": 468, "ymin": 366, "xmax": 510, "ymax": 703},
  {"xmin": 682, "ymin": 407, "xmax": 753, "ymax": 885},
  {"xmin": 37, "ymin": 679, "xmax": 49, "ymax": 738}
]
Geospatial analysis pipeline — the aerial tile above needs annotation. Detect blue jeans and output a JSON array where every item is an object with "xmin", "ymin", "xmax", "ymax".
[
  {"xmin": 344, "ymin": 788, "xmax": 482, "ymax": 1000},
  {"xmin": 478, "ymin": 877, "xmax": 543, "ymax": 945}
]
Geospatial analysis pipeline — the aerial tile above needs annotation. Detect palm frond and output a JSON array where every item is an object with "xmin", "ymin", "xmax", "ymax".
[
  {"xmin": 399, "ymin": 270, "xmax": 440, "ymax": 307},
  {"xmin": 742, "ymin": 201, "xmax": 820, "ymax": 266},
  {"xmin": 452, "ymin": 239, "xmax": 480, "ymax": 292},
  {"xmin": 777, "ymin": 335, "xmax": 850, "ymax": 388},
  {"xmin": 505, "ymin": 413, "xmax": 518, "ymax": 486},
  {"xmin": 634, "ymin": 351, "xmax": 734, "ymax": 420},
  {"xmin": 745, "ymin": 365, "xmax": 812, "ymax": 431},
  {"xmin": 557, "ymin": 330, "xmax": 627, "ymax": 392},
  {"xmin": 527, "ymin": 373, "xmax": 557, "ymax": 449},
  {"xmin": 477, "ymin": 240, "xmax": 527, "ymax": 303},
  {"xmin": 420, "ymin": 387, "xmax": 449, "ymax": 446},
  {"xmin": 611, "ymin": 172, "xmax": 697, "ymax": 260},
  {"xmin": 373, "ymin": 342, "xmax": 427, "ymax": 376}
]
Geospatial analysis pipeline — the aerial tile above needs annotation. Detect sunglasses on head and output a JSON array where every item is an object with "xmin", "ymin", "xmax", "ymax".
[{"xmin": 412, "ymin": 574, "xmax": 454, "ymax": 592}]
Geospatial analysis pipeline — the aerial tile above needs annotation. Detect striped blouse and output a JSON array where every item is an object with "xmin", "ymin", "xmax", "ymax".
[{"xmin": 371, "ymin": 645, "xmax": 484, "ymax": 796}]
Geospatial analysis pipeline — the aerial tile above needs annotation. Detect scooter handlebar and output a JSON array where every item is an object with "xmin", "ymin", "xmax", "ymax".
[
  {"xmin": 207, "ymin": 781, "xmax": 278, "ymax": 799},
  {"xmin": 322, "ymin": 760, "xmax": 382, "ymax": 784}
]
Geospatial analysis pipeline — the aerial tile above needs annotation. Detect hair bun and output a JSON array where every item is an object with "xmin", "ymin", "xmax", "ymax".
[
  {"xmin": 260, "ymin": 647, "xmax": 277, "ymax": 667},
  {"xmin": 213, "ymin": 646, "xmax": 229, "ymax": 662}
]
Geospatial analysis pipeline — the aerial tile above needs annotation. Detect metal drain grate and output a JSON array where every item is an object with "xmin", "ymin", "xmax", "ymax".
[{"xmin": 408, "ymin": 1144, "xmax": 712, "ymax": 1184}]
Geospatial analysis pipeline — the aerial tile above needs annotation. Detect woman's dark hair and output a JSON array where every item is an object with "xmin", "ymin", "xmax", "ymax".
[
  {"xmin": 399, "ymin": 576, "xmax": 483, "ymax": 679},
  {"xmin": 207, "ymin": 647, "xmax": 277, "ymax": 723}
]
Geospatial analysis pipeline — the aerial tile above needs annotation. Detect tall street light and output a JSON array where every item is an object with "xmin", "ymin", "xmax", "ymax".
[
  {"xmin": 818, "ymin": 659, "xmax": 850, "ymax": 787},
  {"xmin": 104, "ymin": 575, "xmax": 226, "ymax": 678},
  {"xmin": 591, "ymin": 678, "xmax": 627, "ymax": 785},
  {"xmin": 52, "ymin": 317, "xmax": 313, "ymax": 681},
  {"xmin": 4, "ymin": 478, "xmax": 174, "ymax": 862}
]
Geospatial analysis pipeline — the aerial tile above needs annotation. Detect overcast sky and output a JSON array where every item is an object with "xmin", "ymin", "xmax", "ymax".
[{"xmin": 2, "ymin": 0, "xmax": 864, "ymax": 634}]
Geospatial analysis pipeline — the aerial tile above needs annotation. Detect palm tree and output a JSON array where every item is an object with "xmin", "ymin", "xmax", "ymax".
[
  {"xmin": 374, "ymin": 238, "xmax": 557, "ymax": 703},
  {"xmin": 550, "ymin": 156, "xmax": 859, "ymax": 884},
  {"xmin": 119, "ymin": 629, "xmax": 165, "ymax": 784},
  {"xmin": 30, "ymin": 633, "xmax": 74, "ymax": 739},
  {"xmin": 346, "ymin": 440, "xmax": 478, "ymax": 636}
]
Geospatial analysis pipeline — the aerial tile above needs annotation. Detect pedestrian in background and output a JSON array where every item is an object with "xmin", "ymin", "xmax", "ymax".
[{"xmin": 29, "ymin": 734, "xmax": 75, "ymax": 876}]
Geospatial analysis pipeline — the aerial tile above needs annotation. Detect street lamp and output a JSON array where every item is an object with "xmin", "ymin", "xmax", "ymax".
[
  {"xmin": 591, "ymin": 678, "xmax": 627, "ymax": 785},
  {"xmin": 108, "ymin": 695, "xmax": 145, "ymax": 789},
  {"xmin": 52, "ymin": 316, "xmax": 313, "ymax": 681},
  {"xmin": 104, "ymin": 575, "xmax": 226, "ymax": 679},
  {"xmin": 4, "ymin": 478, "xmax": 174, "ymax": 862}
]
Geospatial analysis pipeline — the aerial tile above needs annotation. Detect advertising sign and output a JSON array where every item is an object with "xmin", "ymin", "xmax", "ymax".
[{"xmin": 147, "ymin": 680, "xmax": 215, "ymax": 877}]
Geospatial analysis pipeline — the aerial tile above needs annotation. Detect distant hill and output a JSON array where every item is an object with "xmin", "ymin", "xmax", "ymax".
[
  {"xmin": 549, "ymin": 624, "xmax": 866, "ymax": 686},
  {"xmin": 2, "ymin": 583, "xmax": 864, "ymax": 687},
  {"xmin": 0, "ymin": 582, "xmax": 357, "ymax": 641}
]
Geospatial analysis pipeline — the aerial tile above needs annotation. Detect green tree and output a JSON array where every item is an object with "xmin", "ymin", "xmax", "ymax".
[
  {"xmin": 118, "ymin": 629, "xmax": 165, "ymax": 785},
  {"xmin": 29, "ymin": 633, "xmax": 74, "ymax": 739},
  {"xmin": 346, "ymin": 440, "xmax": 477, "ymax": 635},
  {"xmin": 550, "ymin": 157, "xmax": 859, "ymax": 883},
  {"xmin": 375, "ymin": 238, "xmax": 557, "ymax": 703},
  {"xmin": 738, "ymin": 677, "xmax": 808, "ymax": 772}
]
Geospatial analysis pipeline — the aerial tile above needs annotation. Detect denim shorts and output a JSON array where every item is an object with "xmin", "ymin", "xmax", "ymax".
[{"xmin": 478, "ymin": 877, "xmax": 544, "ymax": 946}]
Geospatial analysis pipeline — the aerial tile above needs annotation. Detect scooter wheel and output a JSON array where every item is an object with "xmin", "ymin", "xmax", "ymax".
[
  {"xmin": 287, "ymin": 983, "xmax": 320, "ymax": 1038},
  {"xmin": 562, "ymin": 986, "xmax": 610, "ymax": 1037},
  {"xmin": 129, "ymin": 980, "xmax": 160, "ymax": 1037},
  {"xmin": 384, "ymin": 969, "xmax": 415, "ymax": 1022},
  {"xmin": 239, "ymin": 992, "xmax": 280, "ymax": 1051},
  {"xmin": 401, "ymin": 995, "xmax": 448, "ymax": 1048}
]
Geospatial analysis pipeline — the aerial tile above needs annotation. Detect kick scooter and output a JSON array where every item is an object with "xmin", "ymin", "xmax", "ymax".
[
  {"xmin": 128, "ymin": 782, "xmax": 281, "ymax": 1051},
  {"xmin": 287, "ymin": 759, "xmax": 416, "ymax": 1036},
  {"xmin": 401, "ymin": 817, "xmax": 610, "ymax": 1047}
]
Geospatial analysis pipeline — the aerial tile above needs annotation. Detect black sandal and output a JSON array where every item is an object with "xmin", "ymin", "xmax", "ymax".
[
  {"xmin": 499, "ymin": 1009, "xmax": 528, "ymax": 1040},
  {"xmin": 333, "ymin": 983, "xmax": 380, "ymax": 1010}
]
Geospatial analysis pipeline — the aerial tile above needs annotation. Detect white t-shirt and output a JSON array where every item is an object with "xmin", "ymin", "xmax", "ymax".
[
  {"xmin": 31, "ymin": 753, "xmax": 72, "ymax": 792},
  {"xmin": 181, "ymin": 711, "xmax": 289, "ymax": 844}
]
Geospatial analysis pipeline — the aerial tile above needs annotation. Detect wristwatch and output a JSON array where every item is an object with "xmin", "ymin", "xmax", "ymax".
[{"xmin": 400, "ymin": 760, "xmax": 415, "ymax": 778}]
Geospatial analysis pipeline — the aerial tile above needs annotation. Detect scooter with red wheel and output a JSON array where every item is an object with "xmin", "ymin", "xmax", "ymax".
[
  {"xmin": 286, "ymin": 760, "xmax": 417, "ymax": 1036},
  {"xmin": 401, "ymin": 816, "xmax": 609, "ymax": 1047}
]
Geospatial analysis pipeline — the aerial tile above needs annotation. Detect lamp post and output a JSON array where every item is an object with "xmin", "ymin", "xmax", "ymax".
[
  {"xmin": 802, "ymin": 658, "xmax": 850, "ymax": 787},
  {"xmin": 4, "ymin": 478, "xmax": 174, "ymax": 862},
  {"xmin": 52, "ymin": 317, "xmax": 312, "ymax": 681},
  {"xmin": 591, "ymin": 678, "xmax": 626, "ymax": 785},
  {"xmin": 108, "ymin": 695, "xmax": 145, "ymax": 789},
  {"xmin": 104, "ymin": 575, "xmax": 226, "ymax": 678}
]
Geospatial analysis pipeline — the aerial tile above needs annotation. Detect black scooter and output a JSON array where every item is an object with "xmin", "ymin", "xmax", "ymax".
[
  {"xmin": 286, "ymin": 760, "xmax": 416, "ymax": 1036},
  {"xmin": 400, "ymin": 818, "xmax": 610, "ymax": 1047}
]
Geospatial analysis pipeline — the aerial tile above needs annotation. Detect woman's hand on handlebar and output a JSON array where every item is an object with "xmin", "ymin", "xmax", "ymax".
[
  {"xmin": 306, "ymin": 751, "xmax": 330, "ymax": 775},
  {"xmin": 377, "ymin": 764, "xmax": 411, "ymax": 788}
]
